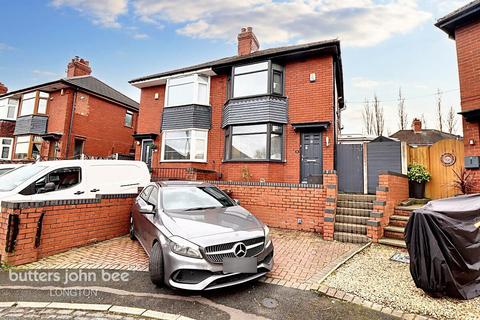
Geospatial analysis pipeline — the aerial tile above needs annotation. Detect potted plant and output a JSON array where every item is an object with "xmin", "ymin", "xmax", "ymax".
[
  {"xmin": 452, "ymin": 168, "xmax": 474, "ymax": 195},
  {"xmin": 407, "ymin": 163, "xmax": 431, "ymax": 199}
]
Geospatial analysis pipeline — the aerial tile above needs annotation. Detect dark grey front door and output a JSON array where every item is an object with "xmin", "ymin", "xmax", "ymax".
[
  {"xmin": 141, "ymin": 139, "xmax": 154, "ymax": 169},
  {"xmin": 300, "ymin": 132, "xmax": 323, "ymax": 183}
]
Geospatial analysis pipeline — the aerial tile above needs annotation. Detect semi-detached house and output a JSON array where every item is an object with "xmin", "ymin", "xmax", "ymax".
[{"xmin": 130, "ymin": 27, "xmax": 344, "ymax": 184}]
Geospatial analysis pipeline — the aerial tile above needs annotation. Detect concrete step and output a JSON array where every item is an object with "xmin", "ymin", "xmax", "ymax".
[
  {"xmin": 334, "ymin": 232, "xmax": 369, "ymax": 244},
  {"xmin": 338, "ymin": 193, "xmax": 376, "ymax": 203},
  {"xmin": 334, "ymin": 223, "xmax": 367, "ymax": 235},
  {"xmin": 337, "ymin": 207, "xmax": 371, "ymax": 217},
  {"xmin": 379, "ymin": 238, "xmax": 407, "ymax": 248},
  {"xmin": 335, "ymin": 215, "xmax": 369, "ymax": 225},
  {"xmin": 394, "ymin": 206, "xmax": 416, "ymax": 217},
  {"xmin": 385, "ymin": 225, "xmax": 405, "ymax": 233},
  {"xmin": 390, "ymin": 215, "xmax": 409, "ymax": 227},
  {"xmin": 337, "ymin": 200, "xmax": 373, "ymax": 210}
]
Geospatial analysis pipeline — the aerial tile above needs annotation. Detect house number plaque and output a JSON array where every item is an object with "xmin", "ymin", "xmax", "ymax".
[{"xmin": 440, "ymin": 153, "xmax": 456, "ymax": 167}]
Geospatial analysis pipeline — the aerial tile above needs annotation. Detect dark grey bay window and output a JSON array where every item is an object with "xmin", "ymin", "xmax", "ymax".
[
  {"xmin": 225, "ymin": 123, "xmax": 283, "ymax": 161},
  {"xmin": 232, "ymin": 61, "xmax": 284, "ymax": 98}
]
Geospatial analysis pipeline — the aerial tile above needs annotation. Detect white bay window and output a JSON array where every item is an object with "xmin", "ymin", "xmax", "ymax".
[
  {"xmin": 0, "ymin": 98, "xmax": 19, "ymax": 120},
  {"xmin": 161, "ymin": 129, "xmax": 208, "ymax": 162},
  {"xmin": 165, "ymin": 74, "xmax": 210, "ymax": 107}
]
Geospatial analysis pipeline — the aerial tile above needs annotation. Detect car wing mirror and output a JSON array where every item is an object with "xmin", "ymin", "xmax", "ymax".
[
  {"xmin": 139, "ymin": 203, "xmax": 155, "ymax": 214},
  {"xmin": 234, "ymin": 199, "xmax": 241, "ymax": 205}
]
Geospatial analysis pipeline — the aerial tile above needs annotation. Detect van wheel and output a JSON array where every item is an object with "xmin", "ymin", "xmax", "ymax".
[
  {"xmin": 129, "ymin": 216, "xmax": 136, "ymax": 240},
  {"xmin": 150, "ymin": 242, "xmax": 164, "ymax": 287}
]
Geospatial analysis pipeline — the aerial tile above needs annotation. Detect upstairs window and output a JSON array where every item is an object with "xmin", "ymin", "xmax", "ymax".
[
  {"xmin": 125, "ymin": 110, "xmax": 133, "ymax": 127},
  {"xmin": 161, "ymin": 129, "xmax": 208, "ymax": 162},
  {"xmin": 19, "ymin": 91, "xmax": 49, "ymax": 116},
  {"xmin": 0, "ymin": 138, "xmax": 13, "ymax": 160},
  {"xmin": 165, "ymin": 74, "xmax": 210, "ymax": 107},
  {"xmin": 232, "ymin": 61, "xmax": 284, "ymax": 98},
  {"xmin": 0, "ymin": 98, "xmax": 19, "ymax": 120}
]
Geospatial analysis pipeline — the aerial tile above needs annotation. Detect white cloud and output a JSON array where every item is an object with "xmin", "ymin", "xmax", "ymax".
[
  {"xmin": 32, "ymin": 70, "xmax": 58, "ymax": 77},
  {"xmin": 51, "ymin": 0, "xmax": 128, "ymax": 28},
  {"xmin": 352, "ymin": 77, "xmax": 380, "ymax": 88},
  {"xmin": 132, "ymin": 0, "xmax": 431, "ymax": 47},
  {"xmin": 435, "ymin": 0, "xmax": 471, "ymax": 16}
]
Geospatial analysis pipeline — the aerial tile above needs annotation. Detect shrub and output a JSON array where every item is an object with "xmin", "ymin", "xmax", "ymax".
[{"xmin": 407, "ymin": 163, "xmax": 431, "ymax": 183}]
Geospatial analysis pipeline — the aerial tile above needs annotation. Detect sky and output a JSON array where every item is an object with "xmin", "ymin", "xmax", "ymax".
[{"xmin": 0, "ymin": 0, "xmax": 472, "ymax": 135}]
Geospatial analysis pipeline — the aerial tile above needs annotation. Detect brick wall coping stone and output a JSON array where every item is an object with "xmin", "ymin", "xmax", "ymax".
[
  {"xmin": 1, "ymin": 193, "xmax": 137, "ymax": 209},
  {"xmin": 378, "ymin": 171, "xmax": 408, "ymax": 178},
  {"xmin": 203, "ymin": 180, "xmax": 324, "ymax": 189}
]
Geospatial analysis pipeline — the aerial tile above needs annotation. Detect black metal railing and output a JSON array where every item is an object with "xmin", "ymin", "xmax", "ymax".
[{"xmin": 151, "ymin": 167, "xmax": 219, "ymax": 181}]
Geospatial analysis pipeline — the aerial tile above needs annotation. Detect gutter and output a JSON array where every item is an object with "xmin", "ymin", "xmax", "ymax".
[{"xmin": 65, "ymin": 89, "xmax": 77, "ymax": 159}]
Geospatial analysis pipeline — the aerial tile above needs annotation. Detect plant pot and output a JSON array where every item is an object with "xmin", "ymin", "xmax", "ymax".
[{"xmin": 409, "ymin": 180, "xmax": 426, "ymax": 199}]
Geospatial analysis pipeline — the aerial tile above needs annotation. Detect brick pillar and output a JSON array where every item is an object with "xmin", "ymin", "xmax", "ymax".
[
  {"xmin": 367, "ymin": 171, "xmax": 408, "ymax": 242},
  {"xmin": 323, "ymin": 171, "xmax": 337, "ymax": 241}
]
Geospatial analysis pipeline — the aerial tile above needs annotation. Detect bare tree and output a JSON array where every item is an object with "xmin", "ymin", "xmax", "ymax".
[
  {"xmin": 446, "ymin": 105, "xmax": 458, "ymax": 134},
  {"xmin": 436, "ymin": 89, "xmax": 444, "ymax": 132},
  {"xmin": 362, "ymin": 98, "xmax": 374, "ymax": 135},
  {"xmin": 421, "ymin": 113, "xmax": 428, "ymax": 129},
  {"xmin": 397, "ymin": 87, "xmax": 408, "ymax": 130},
  {"xmin": 373, "ymin": 94, "xmax": 385, "ymax": 136}
]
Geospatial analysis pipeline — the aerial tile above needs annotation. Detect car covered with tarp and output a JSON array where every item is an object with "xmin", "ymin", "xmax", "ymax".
[{"xmin": 405, "ymin": 194, "xmax": 480, "ymax": 299}]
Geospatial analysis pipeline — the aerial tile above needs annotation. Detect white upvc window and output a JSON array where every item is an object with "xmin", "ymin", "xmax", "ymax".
[
  {"xmin": 0, "ymin": 138, "xmax": 13, "ymax": 160},
  {"xmin": 165, "ymin": 74, "xmax": 210, "ymax": 107},
  {"xmin": 0, "ymin": 98, "xmax": 19, "ymax": 120},
  {"xmin": 161, "ymin": 129, "xmax": 208, "ymax": 162}
]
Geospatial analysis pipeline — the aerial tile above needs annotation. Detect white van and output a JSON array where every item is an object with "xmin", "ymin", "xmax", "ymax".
[
  {"xmin": 0, "ymin": 164, "xmax": 26, "ymax": 176},
  {"xmin": 0, "ymin": 160, "xmax": 150, "ymax": 202}
]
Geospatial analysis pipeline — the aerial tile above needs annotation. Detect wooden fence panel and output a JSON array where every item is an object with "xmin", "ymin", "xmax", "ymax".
[{"xmin": 408, "ymin": 139, "xmax": 464, "ymax": 199}]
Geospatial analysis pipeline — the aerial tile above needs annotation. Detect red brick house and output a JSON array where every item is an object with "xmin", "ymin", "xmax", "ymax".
[
  {"xmin": 130, "ymin": 27, "xmax": 344, "ymax": 183},
  {"xmin": 436, "ymin": 1, "xmax": 480, "ymax": 192},
  {"xmin": 0, "ymin": 82, "xmax": 17, "ymax": 160},
  {"xmin": 0, "ymin": 57, "xmax": 139, "ymax": 161}
]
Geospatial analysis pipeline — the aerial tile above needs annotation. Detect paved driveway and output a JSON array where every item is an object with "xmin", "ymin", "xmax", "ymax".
[{"xmin": 23, "ymin": 228, "xmax": 361, "ymax": 290}]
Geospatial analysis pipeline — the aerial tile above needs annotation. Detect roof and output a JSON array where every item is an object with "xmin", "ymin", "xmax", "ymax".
[
  {"xmin": 390, "ymin": 129, "xmax": 462, "ymax": 146},
  {"xmin": 435, "ymin": 0, "xmax": 480, "ymax": 38},
  {"xmin": 129, "ymin": 39, "xmax": 341, "ymax": 83},
  {"xmin": 0, "ymin": 76, "xmax": 139, "ymax": 111}
]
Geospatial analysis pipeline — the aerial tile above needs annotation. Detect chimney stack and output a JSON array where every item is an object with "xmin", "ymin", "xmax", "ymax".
[
  {"xmin": 237, "ymin": 27, "xmax": 260, "ymax": 56},
  {"xmin": 67, "ymin": 56, "xmax": 92, "ymax": 78},
  {"xmin": 0, "ymin": 82, "xmax": 7, "ymax": 95},
  {"xmin": 412, "ymin": 118, "xmax": 422, "ymax": 133}
]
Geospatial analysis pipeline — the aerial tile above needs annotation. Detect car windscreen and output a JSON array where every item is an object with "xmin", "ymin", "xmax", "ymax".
[
  {"xmin": 162, "ymin": 186, "xmax": 236, "ymax": 211},
  {"xmin": 0, "ymin": 165, "xmax": 48, "ymax": 191}
]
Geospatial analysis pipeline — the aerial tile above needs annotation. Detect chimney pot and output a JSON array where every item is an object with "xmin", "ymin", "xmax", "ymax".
[
  {"xmin": 237, "ymin": 27, "xmax": 260, "ymax": 56},
  {"xmin": 412, "ymin": 118, "xmax": 422, "ymax": 133},
  {"xmin": 67, "ymin": 57, "xmax": 92, "ymax": 78},
  {"xmin": 0, "ymin": 82, "xmax": 7, "ymax": 95}
]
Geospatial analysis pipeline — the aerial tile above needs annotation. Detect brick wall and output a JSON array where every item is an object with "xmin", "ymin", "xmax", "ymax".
[
  {"xmin": 135, "ymin": 55, "xmax": 336, "ymax": 184},
  {"xmin": 0, "ymin": 120, "xmax": 15, "ymax": 138},
  {"xmin": 367, "ymin": 171, "xmax": 409, "ymax": 242},
  {"xmin": 0, "ymin": 194, "xmax": 135, "ymax": 266},
  {"xmin": 455, "ymin": 22, "xmax": 480, "ymax": 193}
]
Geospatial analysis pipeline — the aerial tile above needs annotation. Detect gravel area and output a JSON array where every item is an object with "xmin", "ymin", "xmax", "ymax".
[{"xmin": 324, "ymin": 244, "xmax": 480, "ymax": 320}]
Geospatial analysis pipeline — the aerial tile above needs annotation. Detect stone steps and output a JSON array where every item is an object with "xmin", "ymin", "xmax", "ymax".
[
  {"xmin": 334, "ymin": 232, "xmax": 369, "ymax": 244},
  {"xmin": 334, "ymin": 223, "xmax": 367, "ymax": 235},
  {"xmin": 337, "ymin": 194, "xmax": 376, "ymax": 202},
  {"xmin": 337, "ymin": 207, "xmax": 371, "ymax": 217},
  {"xmin": 389, "ymin": 215, "xmax": 409, "ymax": 227},
  {"xmin": 379, "ymin": 238, "xmax": 407, "ymax": 248},
  {"xmin": 337, "ymin": 200, "xmax": 373, "ymax": 210},
  {"xmin": 335, "ymin": 215, "xmax": 368, "ymax": 225}
]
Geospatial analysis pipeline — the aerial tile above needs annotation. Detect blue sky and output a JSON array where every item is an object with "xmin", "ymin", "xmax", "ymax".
[{"xmin": 0, "ymin": 0, "xmax": 471, "ymax": 134}]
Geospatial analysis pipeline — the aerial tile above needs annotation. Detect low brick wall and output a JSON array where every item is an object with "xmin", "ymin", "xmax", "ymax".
[
  {"xmin": 0, "ymin": 194, "xmax": 136, "ymax": 266},
  {"xmin": 208, "ymin": 173, "xmax": 336, "ymax": 233},
  {"xmin": 367, "ymin": 171, "xmax": 409, "ymax": 241}
]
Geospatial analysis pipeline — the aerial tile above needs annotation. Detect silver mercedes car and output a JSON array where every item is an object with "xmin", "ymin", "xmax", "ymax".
[{"xmin": 130, "ymin": 181, "xmax": 274, "ymax": 290}]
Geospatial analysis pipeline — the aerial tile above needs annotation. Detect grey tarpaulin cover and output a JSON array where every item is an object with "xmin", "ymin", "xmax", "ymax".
[{"xmin": 405, "ymin": 194, "xmax": 480, "ymax": 299}]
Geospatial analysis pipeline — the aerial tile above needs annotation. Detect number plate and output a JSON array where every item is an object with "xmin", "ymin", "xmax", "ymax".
[{"xmin": 223, "ymin": 257, "xmax": 257, "ymax": 274}]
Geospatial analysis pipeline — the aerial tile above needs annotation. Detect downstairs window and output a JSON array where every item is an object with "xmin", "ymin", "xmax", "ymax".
[{"xmin": 161, "ymin": 129, "xmax": 208, "ymax": 162}]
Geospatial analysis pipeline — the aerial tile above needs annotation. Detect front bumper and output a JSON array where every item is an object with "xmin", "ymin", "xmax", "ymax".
[{"xmin": 164, "ymin": 241, "xmax": 274, "ymax": 290}]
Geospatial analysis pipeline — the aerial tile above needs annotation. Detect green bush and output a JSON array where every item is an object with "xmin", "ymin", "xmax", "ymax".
[{"xmin": 408, "ymin": 163, "xmax": 431, "ymax": 183}]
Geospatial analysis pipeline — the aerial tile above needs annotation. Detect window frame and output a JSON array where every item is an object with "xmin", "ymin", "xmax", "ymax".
[
  {"xmin": 160, "ymin": 128, "xmax": 208, "ymax": 163},
  {"xmin": 230, "ymin": 61, "xmax": 285, "ymax": 99},
  {"xmin": 224, "ymin": 123, "xmax": 284, "ymax": 162},
  {"xmin": 14, "ymin": 135, "xmax": 43, "ymax": 160},
  {"xmin": 125, "ymin": 110, "xmax": 134, "ymax": 128},
  {"xmin": 19, "ymin": 91, "xmax": 49, "ymax": 117},
  {"xmin": 19, "ymin": 166, "xmax": 82, "ymax": 196},
  {"xmin": 0, "ymin": 98, "xmax": 19, "ymax": 120},
  {"xmin": 0, "ymin": 137, "xmax": 13, "ymax": 160},
  {"xmin": 164, "ymin": 74, "xmax": 210, "ymax": 108}
]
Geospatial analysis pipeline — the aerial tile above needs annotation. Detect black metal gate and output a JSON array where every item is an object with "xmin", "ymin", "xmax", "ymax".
[
  {"xmin": 337, "ymin": 144, "xmax": 364, "ymax": 193},
  {"xmin": 366, "ymin": 139, "xmax": 402, "ymax": 194}
]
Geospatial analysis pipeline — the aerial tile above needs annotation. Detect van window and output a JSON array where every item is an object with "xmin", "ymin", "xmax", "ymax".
[
  {"xmin": 140, "ymin": 186, "xmax": 153, "ymax": 202},
  {"xmin": 0, "ymin": 165, "xmax": 47, "ymax": 191},
  {"xmin": 20, "ymin": 167, "xmax": 82, "ymax": 195}
]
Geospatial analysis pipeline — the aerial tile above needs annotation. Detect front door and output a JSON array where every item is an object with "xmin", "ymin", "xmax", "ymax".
[
  {"xmin": 73, "ymin": 139, "xmax": 84, "ymax": 159},
  {"xmin": 300, "ymin": 132, "xmax": 323, "ymax": 184},
  {"xmin": 141, "ymin": 139, "xmax": 154, "ymax": 170}
]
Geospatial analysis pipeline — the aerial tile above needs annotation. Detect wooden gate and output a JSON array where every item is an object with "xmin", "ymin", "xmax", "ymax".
[{"xmin": 408, "ymin": 139, "xmax": 464, "ymax": 199}]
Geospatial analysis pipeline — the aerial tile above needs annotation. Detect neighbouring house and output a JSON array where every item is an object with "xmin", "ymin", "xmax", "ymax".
[
  {"xmin": 436, "ymin": 1, "xmax": 480, "ymax": 192},
  {"xmin": 390, "ymin": 118, "xmax": 461, "ymax": 147},
  {"xmin": 0, "ymin": 57, "xmax": 139, "ymax": 161},
  {"xmin": 130, "ymin": 27, "xmax": 344, "ymax": 183},
  {"xmin": 0, "ymin": 82, "xmax": 17, "ymax": 160}
]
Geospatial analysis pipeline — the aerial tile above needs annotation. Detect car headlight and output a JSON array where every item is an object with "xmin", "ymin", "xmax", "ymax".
[
  {"xmin": 264, "ymin": 225, "xmax": 271, "ymax": 247},
  {"xmin": 168, "ymin": 236, "xmax": 202, "ymax": 259}
]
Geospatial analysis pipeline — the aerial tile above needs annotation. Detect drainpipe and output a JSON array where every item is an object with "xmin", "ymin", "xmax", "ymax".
[{"xmin": 65, "ymin": 89, "xmax": 77, "ymax": 159}]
